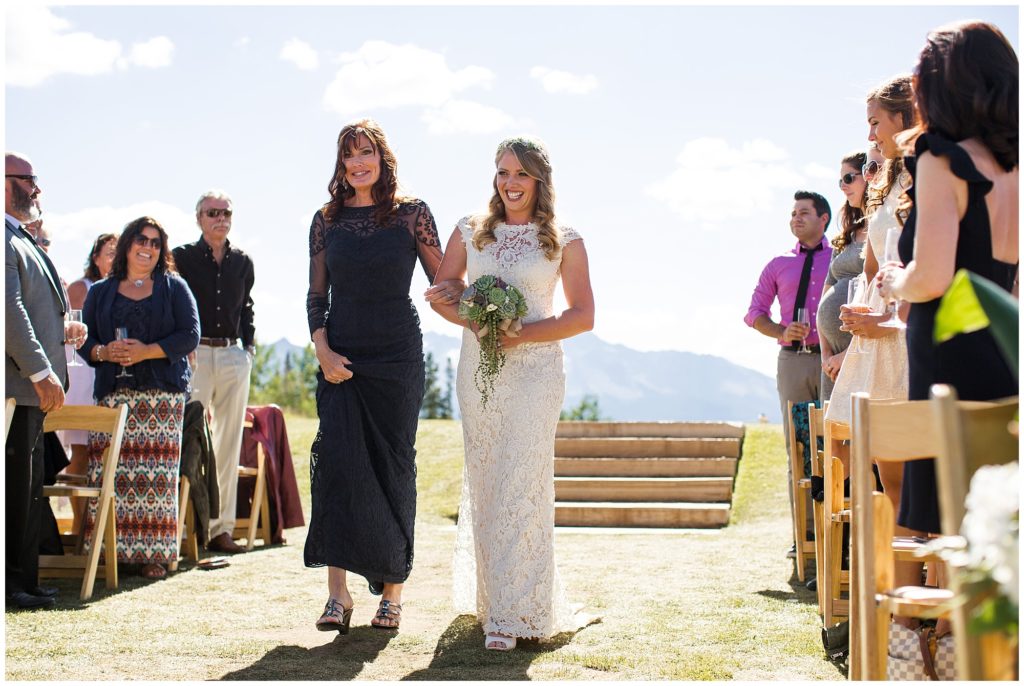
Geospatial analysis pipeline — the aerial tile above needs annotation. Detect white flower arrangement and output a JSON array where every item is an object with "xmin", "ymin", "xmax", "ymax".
[{"xmin": 922, "ymin": 461, "xmax": 1019, "ymax": 635}]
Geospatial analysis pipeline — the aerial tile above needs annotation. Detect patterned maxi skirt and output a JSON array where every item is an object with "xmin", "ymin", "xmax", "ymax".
[{"xmin": 84, "ymin": 388, "xmax": 185, "ymax": 564}]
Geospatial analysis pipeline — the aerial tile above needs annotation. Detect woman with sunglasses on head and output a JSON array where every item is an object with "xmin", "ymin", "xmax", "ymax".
[
  {"xmin": 305, "ymin": 119, "xmax": 452, "ymax": 633},
  {"xmin": 825, "ymin": 78, "xmax": 919, "ymax": 609},
  {"xmin": 879, "ymin": 22, "xmax": 1017, "ymax": 577},
  {"xmin": 60, "ymin": 233, "xmax": 118, "ymax": 484},
  {"xmin": 817, "ymin": 150, "xmax": 868, "ymax": 400},
  {"xmin": 78, "ymin": 217, "xmax": 200, "ymax": 580},
  {"xmin": 828, "ymin": 76, "xmax": 914, "ymax": 429}
]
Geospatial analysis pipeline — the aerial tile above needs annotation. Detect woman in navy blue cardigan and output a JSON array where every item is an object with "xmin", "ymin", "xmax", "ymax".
[{"xmin": 80, "ymin": 216, "xmax": 200, "ymax": 579}]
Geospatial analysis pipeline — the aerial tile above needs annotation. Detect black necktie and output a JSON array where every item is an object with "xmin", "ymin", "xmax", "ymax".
[{"xmin": 790, "ymin": 241, "xmax": 824, "ymax": 350}]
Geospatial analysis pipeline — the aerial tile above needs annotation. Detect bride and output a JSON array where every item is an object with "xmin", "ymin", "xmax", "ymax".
[{"xmin": 426, "ymin": 135, "xmax": 595, "ymax": 651}]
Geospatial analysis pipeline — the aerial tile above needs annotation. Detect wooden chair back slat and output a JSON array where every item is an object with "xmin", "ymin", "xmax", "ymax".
[{"xmin": 931, "ymin": 384, "xmax": 1018, "ymax": 681}]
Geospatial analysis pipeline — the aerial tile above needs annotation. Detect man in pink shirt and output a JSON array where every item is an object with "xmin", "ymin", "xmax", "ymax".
[{"xmin": 745, "ymin": 190, "xmax": 832, "ymax": 555}]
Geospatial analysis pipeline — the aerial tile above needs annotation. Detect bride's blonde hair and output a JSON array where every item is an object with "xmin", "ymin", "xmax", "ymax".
[{"xmin": 471, "ymin": 136, "xmax": 562, "ymax": 261}]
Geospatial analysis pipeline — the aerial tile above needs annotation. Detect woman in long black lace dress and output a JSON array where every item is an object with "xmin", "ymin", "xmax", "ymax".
[
  {"xmin": 880, "ymin": 21, "xmax": 1018, "ymax": 541},
  {"xmin": 304, "ymin": 119, "xmax": 453, "ymax": 632}
]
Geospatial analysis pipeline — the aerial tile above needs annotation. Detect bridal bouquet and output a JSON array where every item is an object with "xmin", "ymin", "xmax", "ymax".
[{"xmin": 458, "ymin": 275, "xmax": 528, "ymax": 406}]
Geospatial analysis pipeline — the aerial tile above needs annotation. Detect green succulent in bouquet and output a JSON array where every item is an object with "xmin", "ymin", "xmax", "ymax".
[{"xmin": 458, "ymin": 275, "xmax": 528, "ymax": 406}]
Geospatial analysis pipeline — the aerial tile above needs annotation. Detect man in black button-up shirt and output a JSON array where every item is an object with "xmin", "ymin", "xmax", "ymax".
[{"xmin": 172, "ymin": 190, "xmax": 255, "ymax": 555}]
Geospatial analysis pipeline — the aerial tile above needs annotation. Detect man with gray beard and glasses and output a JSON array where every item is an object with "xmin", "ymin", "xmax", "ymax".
[{"xmin": 5, "ymin": 152, "xmax": 86, "ymax": 609}]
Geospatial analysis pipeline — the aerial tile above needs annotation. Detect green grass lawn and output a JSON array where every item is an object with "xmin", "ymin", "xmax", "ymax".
[{"xmin": 4, "ymin": 419, "xmax": 843, "ymax": 680}]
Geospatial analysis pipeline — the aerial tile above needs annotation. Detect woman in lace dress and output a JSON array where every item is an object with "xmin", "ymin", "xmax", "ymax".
[
  {"xmin": 304, "ymin": 119, "xmax": 451, "ymax": 633},
  {"xmin": 426, "ymin": 136, "xmax": 595, "ymax": 651}
]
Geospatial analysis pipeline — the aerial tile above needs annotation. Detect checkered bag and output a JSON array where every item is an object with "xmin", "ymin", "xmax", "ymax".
[{"xmin": 887, "ymin": 623, "xmax": 956, "ymax": 680}]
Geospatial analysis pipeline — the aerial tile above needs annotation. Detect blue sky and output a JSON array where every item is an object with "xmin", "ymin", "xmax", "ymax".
[{"xmin": 6, "ymin": 2, "xmax": 1018, "ymax": 377}]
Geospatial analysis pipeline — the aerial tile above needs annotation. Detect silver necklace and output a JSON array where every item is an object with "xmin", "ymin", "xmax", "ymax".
[{"xmin": 131, "ymin": 277, "xmax": 146, "ymax": 287}]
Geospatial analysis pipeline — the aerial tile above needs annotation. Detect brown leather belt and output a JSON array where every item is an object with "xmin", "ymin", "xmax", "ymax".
[{"xmin": 199, "ymin": 337, "xmax": 238, "ymax": 347}]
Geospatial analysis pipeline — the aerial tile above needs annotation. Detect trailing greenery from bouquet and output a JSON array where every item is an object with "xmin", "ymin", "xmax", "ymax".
[
  {"xmin": 457, "ymin": 274, "xmax": 528, "ymax": 406},
  {"xmin": 921, "ymin": 462, "xmax": 1019, "ymax": 637}
]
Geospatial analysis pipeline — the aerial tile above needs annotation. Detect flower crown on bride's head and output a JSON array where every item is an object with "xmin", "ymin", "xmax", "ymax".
[{"xmin": 497, "ymin": 135, "xmax": 549, "ymax": 161}]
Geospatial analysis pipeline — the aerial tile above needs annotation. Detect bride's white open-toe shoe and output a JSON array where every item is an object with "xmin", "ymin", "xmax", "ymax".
[{"xmin": 485, "ymin": 632, "xmax": 516, "ymax": 651}]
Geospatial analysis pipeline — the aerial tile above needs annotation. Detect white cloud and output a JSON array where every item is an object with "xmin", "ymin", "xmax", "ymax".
[
  {"xmin": 421, "ymin": 100, "xmax": 518, "ymax": 135},
  {"xmin": 530, "ymin": 66, "xmax": 598, "ymax": 94},
  {"xmin": 126, "ymin": 36, "xmax": 174, "ymax": 68},
  {"xmin": 323, "ymin": 41, "xmax": 496, "ymax": 118},
  {"xmin": 802, "ymin": 162, "xmax": 834, "ymax": 180},
  {"xmin": 233, "ymin": 36, "xmax": 251, "ymax": 49},
  {"xmin": 646, "ymin": 137, "xmax": 805, "ymax": 227},
  {"xmin": 280, "ymin": 38, "xmax": 318, "ymax": 70},
  {"xmin": 6, "ymin": 7, "xmax": 173, "ymax": 87}
]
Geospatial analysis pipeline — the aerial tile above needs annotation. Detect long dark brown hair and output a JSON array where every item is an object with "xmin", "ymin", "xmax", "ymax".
[
  {"xmin": 908, "ymin": 20, "xmax": 1018, "ymax": 171},
  {"xmin": 323, "ymin": 118, "xmax": 404, "ymax": 226},
  {"xmin": 834, "ymin": 151, "xmax": 868, "ymax": 252},
  {"xmin": 110, "ymin": 217, "xmax": 175, "ymax": 281},
  {"xmin": 83, "ymin": 232, "xmax": 118, "ymax": 281}
]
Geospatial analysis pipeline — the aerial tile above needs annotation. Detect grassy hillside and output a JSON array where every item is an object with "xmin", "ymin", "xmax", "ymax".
[{"xmin": 4, "ymin": 419, "xmax": 842, "ymax": 680}]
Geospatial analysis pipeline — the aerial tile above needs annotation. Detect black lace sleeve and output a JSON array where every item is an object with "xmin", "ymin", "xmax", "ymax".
[
  {"xmin": 407, "ymin": 200, "xmax": 443, "ymax": 282},
  {"xmin": 306, "ymin": 210, "xmax": 330, "ymax": 335}
]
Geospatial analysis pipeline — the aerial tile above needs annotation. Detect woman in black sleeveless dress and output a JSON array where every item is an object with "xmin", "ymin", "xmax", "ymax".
[
  {"xmin": 878, "ymin": 21, "xmax": 1018, "ymax": 536},
  {"xmin": 304, "ymin": 119, "xmax": 450, "ymax": 632}
]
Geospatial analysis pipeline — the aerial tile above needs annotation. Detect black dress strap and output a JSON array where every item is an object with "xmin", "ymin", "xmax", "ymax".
[{"xmin": 913, "ymin": 132, "xmax": 994, "ymax": 194}]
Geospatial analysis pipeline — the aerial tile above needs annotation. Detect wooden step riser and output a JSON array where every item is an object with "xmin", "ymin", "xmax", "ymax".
[
  {"xmin": 556, "ymin": 421, "xmax": 745, "ymax": 439},
  {"xmin": 555, "ymin": 478, "xmax": 733, "ymax": 503},
  {"xmin": 554, "ymin": 456, "xmax": 737, "ymax": 478},
  {"xmin": 555, "ymin": 503, "xmax": 730, "ymax": 528},
  {"xmin": 556, "ymin": 437, "xmax": 742, "ymax": 458}
]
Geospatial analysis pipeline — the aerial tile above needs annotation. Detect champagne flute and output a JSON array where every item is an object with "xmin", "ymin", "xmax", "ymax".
[
  {"xmin": 845, "ymin": 275, "xmax": 870, "ymax": 353},
  {"xmin": 114, "ymin": 326, "xmax": 133, "ymax": 378},
  {"xmin": 65, "ymin": 309, "xmax": 84, "ymax": 367},
  {"xmin": 878, "ymin": 227, "xmax": 906, "ymax": 329},
  {"xmin": 795, "ymin": 307, "xmax": 813, "ymax": 354}
]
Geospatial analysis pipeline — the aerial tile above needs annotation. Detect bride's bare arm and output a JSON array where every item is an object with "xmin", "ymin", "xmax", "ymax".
[
  {"xmin": 501, "ymin": 239, "xmax": 594, "ymax": 348},
  {"xmin": 428, "ymin": 229, "xmax": 469, "ymax": 328}
]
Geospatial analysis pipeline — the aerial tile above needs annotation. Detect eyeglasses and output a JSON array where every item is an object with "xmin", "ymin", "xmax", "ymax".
[
  {"xmin": 132, "ymin": 234, "xmax": 162, "ymax": 249},
  {"xmin": 6, "ymin": 174, "xmax": 39, "ymax": 187},
  {"xmin": 862, "ymin": 160, "xmax": 881, "ymax": 179},
  {"xmin": 839, "ymin": 171, "xmax": 861, "ymax": 187},
  {"xmin": 203, "ymin": 208, "xmax": 233, "ymax": 219}
]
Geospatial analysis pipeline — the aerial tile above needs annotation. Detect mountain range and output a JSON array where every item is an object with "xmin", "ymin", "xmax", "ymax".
[{"xmin": 264, "ymin": 332, "xmax": 780, "ymax": 422}]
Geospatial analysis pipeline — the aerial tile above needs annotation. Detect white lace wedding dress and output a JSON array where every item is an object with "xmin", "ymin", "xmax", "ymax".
[{"xmin": 451, "ymin": 217, "xmax": 590, "ymax": 639}]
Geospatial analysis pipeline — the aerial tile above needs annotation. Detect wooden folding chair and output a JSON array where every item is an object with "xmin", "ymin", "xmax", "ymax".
[
  {"xmin": 38, "ymin": 404, "xmax": 128, "ymax": 600},
  {"xmin": 822, "ymin": 418, "xmax": 851, "ymax": 627},
  {"xmin": 233, "ymin": 419, "xmax": 272, "ymax": 551},
  {"xmin": 785, "ymin": 401, "xmax": 816, "ymax": 582},
  {"xmin": 5, "ymin": 397, "xmax": 15, "ymax": 436},
  {"xmin": 851, "ymin": 392, "xmax": 959, "ymax": 680},
  {"xmin": 931, "ymin": 384, "xmax": 1018, "ymax": 681},
  {"xmin": 809, "ymin": 404, "xmax": 827, "ymax": 615},
  {"xmin": 175, "ymin": 476, "xmax": 200, "ymax": 568}
]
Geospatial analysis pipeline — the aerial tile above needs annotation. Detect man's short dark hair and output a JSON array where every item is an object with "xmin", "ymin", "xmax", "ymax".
[{"xmin": 794, "ymin": 190, "xmax": 832, "ymax": 230}]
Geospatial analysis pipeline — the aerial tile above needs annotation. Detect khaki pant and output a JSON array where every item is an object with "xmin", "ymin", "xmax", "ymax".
[
  {"xmin": 777, "ymin": 348, "xmax": 820, "ymax": 532},
  {"xmin": 191, "ymin": 344, "xmax": 252, "ymax": 539}
]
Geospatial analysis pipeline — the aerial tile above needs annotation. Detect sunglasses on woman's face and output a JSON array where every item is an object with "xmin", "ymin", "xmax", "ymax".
[
  {"xmin": 132, "ymin": 234, "xmax": 162, "ymax": 249},
  {"xmin": 839, "ymin": 171, "xmax": 861, "ymax": 188},
  {"xmin": 862, "ymin": 160, "xmax": 881, "ymax": 179}
]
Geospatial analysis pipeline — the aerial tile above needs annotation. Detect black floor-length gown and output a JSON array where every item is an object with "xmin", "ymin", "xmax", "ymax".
[
  {"xmin": 304, "ymin": 199, "xmax": 442, "ymax": 592},
  {"xmin": 898, "ymin": 133, "xmax": 1018, "ymax": 534}
]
